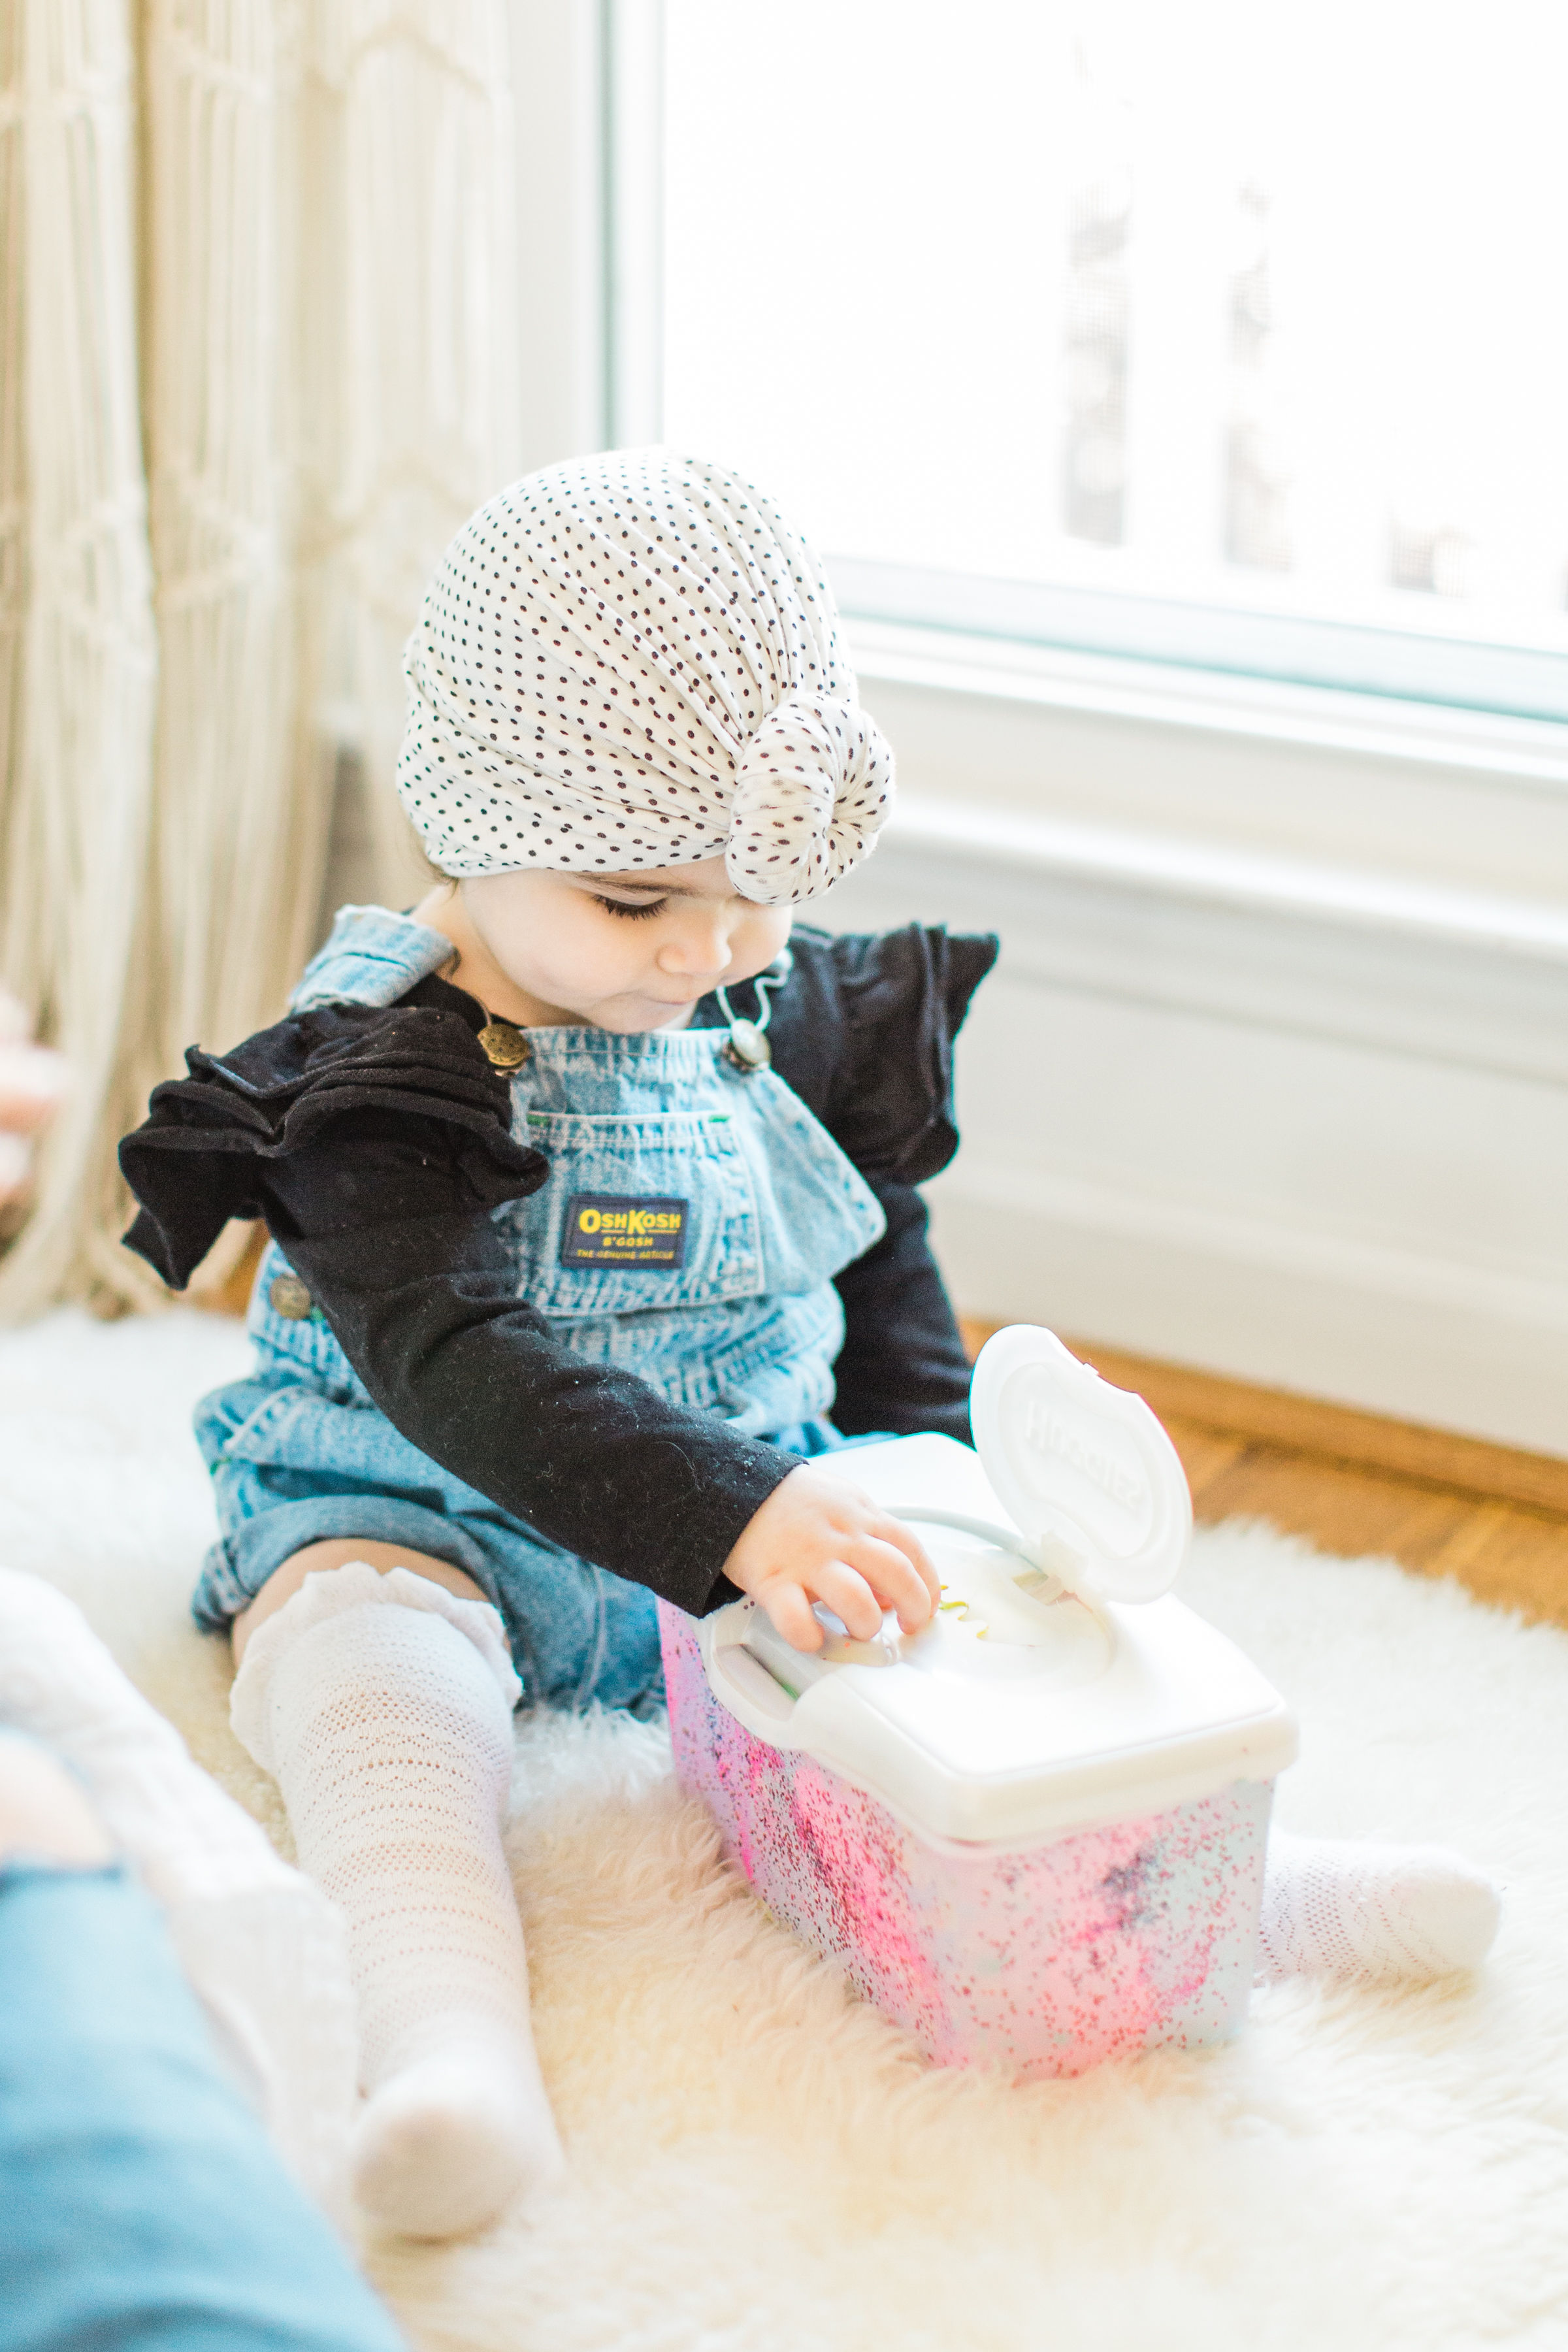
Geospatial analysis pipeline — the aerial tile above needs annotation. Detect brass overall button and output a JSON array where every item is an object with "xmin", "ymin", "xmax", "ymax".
[
  {"xmin": 269, "ymin": 1272, "xmax": 314, "ymax": 1320},
  {"xmin": 477, "ymin": 1019, "xmax": 532, "ymax": 1071}
]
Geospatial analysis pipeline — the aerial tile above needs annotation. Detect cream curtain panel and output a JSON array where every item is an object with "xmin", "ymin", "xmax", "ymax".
[{"xmin": 0, "ymin": 1, "xmax": 520, "ymax": 1317}]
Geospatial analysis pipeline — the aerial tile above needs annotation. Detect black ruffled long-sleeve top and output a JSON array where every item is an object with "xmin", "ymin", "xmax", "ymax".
[{"xmin": 120, "ymin": 921, "xmax": 998, "ymax": 1620}]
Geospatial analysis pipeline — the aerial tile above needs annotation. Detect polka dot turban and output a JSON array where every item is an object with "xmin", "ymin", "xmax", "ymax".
[{"xmin": 396, "ymin": 448, "xmax": 894, "ymax": 904}]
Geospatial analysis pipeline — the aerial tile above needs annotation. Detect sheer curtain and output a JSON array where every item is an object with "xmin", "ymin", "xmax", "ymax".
[{"xmin": 0, "ymin": 0, "xmax": 520, "ymax": 1318}]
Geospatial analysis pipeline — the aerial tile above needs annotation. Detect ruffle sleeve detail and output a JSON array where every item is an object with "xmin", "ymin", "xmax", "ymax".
[
  {"xmin": 119, "ymin": 977, "xmax": 548, "ymax": 1290},
  {"xmin": 780, "ymin": 924, "xmax": 998, "ymax": 1184}
]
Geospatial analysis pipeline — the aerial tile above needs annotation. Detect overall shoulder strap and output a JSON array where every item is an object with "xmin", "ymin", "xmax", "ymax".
[{"xmin": 291, "ymin": 905, "xmax": 456, "ymax": 1013}]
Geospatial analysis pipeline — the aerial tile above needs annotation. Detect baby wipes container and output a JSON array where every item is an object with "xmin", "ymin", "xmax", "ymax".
[{"xmin": 659, "ymin": 1327, "xmax": 1298, "ymax": 2078}]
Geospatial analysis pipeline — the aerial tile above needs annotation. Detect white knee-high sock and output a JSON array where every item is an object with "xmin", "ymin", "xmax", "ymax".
[
  {"xmin": 1258, "ymin": 1829, "xmax": 1501, "ymax": 1985},
  {"xmin": 0, "ymin": 1569, "xmax": 356, "ymax": 2214},
  {"xmin": 230, "ymin": 1563, "xmax": 564, "ymax": 2240}
]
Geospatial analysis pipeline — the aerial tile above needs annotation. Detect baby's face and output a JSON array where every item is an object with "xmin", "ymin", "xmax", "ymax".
[{"xmin": 419, "ymin": 857, "xmax": 793, "ymax": 1033}]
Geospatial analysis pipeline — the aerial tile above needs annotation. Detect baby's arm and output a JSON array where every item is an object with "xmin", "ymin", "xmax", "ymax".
[
  {"xmin": 831, "ymin": 1177, "xmax": 973, "ymax": 1443},
  {"xmin": 270, "ymin": 1170, "xmax": 936, "ymax": 1644},
  {"xmin": 120, "ymin": 1056, "xmax": 907, "ymax": 1625},
  {"xmin": 118, "ymin": 990, "xmax": 939, "ymax": 1642},
  {"xmin": 721, "ymin": 1465, "xmax": 939, "ymax": 1652}
]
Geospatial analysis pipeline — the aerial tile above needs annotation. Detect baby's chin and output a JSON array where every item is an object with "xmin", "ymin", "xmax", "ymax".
[{"xmin": 581, "ymin": 993, "xmax": 703, "ymax": 1035}]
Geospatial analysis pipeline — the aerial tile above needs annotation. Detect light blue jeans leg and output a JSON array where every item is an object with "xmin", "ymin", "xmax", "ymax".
[{"xmin": 0, "ymin": 1860, "xmax": 404, "ymax": 2352}]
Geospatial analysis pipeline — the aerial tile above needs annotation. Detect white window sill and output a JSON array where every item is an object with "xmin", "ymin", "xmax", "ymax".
[
  {"xmin": 845, "ymin": 617, "xmax": 1568, "ymax": 919},
  {"xmin": 878, "ymin": 794, "xmax": 1568, "ymax": 967},
  {"xmin": 847, "ymin": 616, "xmax": 1568, "ymax": 794}
]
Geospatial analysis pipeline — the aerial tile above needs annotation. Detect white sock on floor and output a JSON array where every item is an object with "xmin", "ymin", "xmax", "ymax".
[
  {"xmin": 230, "ymin": 1563, "xmax": 564, "ymax": 2240},
  {"xmin": 0, "ymin": 1568, "xmax": 357, "ymax": 2212},
  {"xmin": 1258, "ymin": 1828, "xmax": 1501, "ymax": 1985}
]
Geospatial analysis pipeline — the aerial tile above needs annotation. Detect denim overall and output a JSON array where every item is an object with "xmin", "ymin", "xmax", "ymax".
[{"xmin": 192, "ymin": 906, "xmax": 886, "ymax": 1712}]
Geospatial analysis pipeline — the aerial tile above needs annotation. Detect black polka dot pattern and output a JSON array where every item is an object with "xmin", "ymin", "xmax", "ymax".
[{"xmin": 395, "ymin": 447, "xmax": 895, "ymax": 903}]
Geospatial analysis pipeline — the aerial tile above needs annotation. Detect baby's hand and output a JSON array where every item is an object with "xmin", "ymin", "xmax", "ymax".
[{"xmin": 721, "ymin": 1465, "xmax": 939, "ymax": 1654}]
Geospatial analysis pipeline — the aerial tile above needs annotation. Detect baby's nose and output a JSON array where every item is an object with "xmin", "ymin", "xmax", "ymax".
[{"xmin": 658, "ymin": 919, "xmax": 731, "ymax": 977}]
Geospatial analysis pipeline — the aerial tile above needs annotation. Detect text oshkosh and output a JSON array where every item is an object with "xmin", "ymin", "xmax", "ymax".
[{"xmin": 576, "ymin": 1208, "xmax": 681, "ymax": 1236}]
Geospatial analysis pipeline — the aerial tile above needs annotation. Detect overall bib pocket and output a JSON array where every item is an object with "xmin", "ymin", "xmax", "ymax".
[{"xmin": 500, "ymin": 1109, "xmax": 763, "ymax": 1316}]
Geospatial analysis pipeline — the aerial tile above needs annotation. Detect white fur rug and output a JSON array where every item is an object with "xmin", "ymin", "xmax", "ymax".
[{"xmin": 2, "ymin": 1308, "xmax": 1565, "ymax": 2352}]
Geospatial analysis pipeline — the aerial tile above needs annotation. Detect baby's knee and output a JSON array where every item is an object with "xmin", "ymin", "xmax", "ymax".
[
  {"xmin": 227, "ymin": 1556, "xmax": 523, "ymax": 1789},
  {"xmin": 231, "ymin": 1539, "xmax": 491, "ymax": 1665}
]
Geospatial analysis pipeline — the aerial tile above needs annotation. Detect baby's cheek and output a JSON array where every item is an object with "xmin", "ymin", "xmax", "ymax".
[
  {"xmin": 551, "ymin": 920, "xmax": 654, "ymax": 1019},
  {"xmin": 732, "ymin": 907, "xmax": 792, "ymax": 977}
]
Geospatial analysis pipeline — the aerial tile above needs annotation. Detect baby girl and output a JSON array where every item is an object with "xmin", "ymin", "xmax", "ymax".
[{"xmin": 123, "ymin": 451, "xmax": 1498, "ymax": 2240}]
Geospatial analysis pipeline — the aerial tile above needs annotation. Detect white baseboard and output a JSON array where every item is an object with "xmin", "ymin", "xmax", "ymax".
[
  {"xmin": 821, "ymin": 806, "xmax": 1568, "ymax": 1460},
  {"xmin": 927, "ymin": 1168, "xmax": 1568, "ymax": 1461}
]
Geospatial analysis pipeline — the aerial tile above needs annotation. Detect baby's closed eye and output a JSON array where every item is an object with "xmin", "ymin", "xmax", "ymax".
[{"xmin": 594, "ymin": 894, "xmax": 666, "ymax": 921}]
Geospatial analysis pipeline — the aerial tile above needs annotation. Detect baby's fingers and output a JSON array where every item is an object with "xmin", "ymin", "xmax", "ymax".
[
  {"xmin": 762, "ymin": 1580, "xmax": 826, "ymax": 1654},
  {"xmin": 872, "ymin": 1512, "xmax": 941, "ymax": 1613},
  {"xmin": 840, "ymin": 1530, "xmax": 938, "ymax": 1633},
  {"xmin": 806, "ymin": 1558, "xmax": 888, "ymax": 1642}
]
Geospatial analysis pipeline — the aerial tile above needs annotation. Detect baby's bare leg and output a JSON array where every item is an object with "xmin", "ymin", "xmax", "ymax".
[
  {"xmin": 228, "ymin": 1539, "xmax": 563, "ymax": 2240},
  {"xmin": 232, "ymin": 1539, "xmax": 488, "ymax": 1663}
]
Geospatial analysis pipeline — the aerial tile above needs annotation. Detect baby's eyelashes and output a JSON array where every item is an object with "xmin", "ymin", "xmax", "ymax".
[{"xmin": 594, "ymin": 894, "xmax": 666, "ymax": 921}]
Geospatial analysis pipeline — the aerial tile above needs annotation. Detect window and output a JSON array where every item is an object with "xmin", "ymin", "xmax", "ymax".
[{"xmin": 654, "ymin": 1, "xmax": 1568, "ymax": 721}]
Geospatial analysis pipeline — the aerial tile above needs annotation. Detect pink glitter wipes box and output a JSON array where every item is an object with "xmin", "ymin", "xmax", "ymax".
[{"xmin": 661, "ymin": 1326, "xmax": 1298, "ymax": 2080}]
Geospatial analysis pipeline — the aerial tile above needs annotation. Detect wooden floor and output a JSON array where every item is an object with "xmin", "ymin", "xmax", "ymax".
[{"xmin": 962, "ymin": 1322, "xmax": 1568, "ymax": 1631}]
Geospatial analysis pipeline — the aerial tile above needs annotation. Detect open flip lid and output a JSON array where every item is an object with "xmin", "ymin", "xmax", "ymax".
[
  {"xmin": 701, "ymin": 1326, "xmax": 1296, "ymax": 1848},
  {"xmin": 970, "ymin": 1326, "xmax": 1193, "ymax": 1606}
]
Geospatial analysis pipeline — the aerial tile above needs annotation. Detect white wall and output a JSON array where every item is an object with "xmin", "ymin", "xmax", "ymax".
[{"xmin": 821, "ymin": 647, "xmax": 1568, "ymax": 1459}]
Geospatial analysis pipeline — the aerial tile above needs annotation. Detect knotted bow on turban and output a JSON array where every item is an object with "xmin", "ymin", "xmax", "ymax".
[{"xmin": 396, "ymin": 448, "xmax": 894, "ymax": 906}]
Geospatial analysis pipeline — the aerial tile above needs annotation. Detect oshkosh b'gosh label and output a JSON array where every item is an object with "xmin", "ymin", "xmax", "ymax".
[{"xmin": 561, "ymin": 1193, "xmax": 689, "ymax": 1270}]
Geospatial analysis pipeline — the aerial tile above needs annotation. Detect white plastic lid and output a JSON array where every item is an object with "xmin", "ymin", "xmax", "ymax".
[
  {"xmin": 970, "ymin": 1326, "xmax": 1192, "ymax": 1606},
  {"xmin": 704, "ymin": 1409, "xmax": 1297, "ymax": 1848}
]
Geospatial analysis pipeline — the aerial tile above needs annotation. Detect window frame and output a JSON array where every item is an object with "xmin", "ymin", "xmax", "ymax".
[
  {"xmin": 617, "ymin": 14, "xmax": 1567, "ymax": 683},
  {"xmin": 588, "ymin": 1, "xmax": 1568, "ymax": 931},
  {"xmin": 830, "ymin": 559, "xmax": 1568, "ymax": 730}
]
